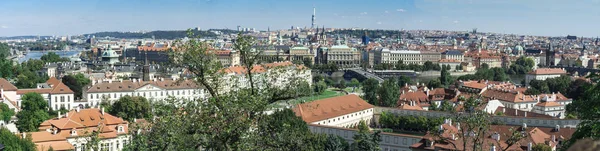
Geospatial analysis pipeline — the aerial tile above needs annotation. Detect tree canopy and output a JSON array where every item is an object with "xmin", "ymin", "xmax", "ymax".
[
  {"xmin": 15, "ymin": 92, "xmax": 50, "ymax": 132},
  {"xmin": 0, "ymin": 128, "xmax": 36, "ymax": 151},
  {"xmin": 350, "ymin": 120, "xmax": 381, "ymax": 151},
  {"xmin": 0, "ymin": 103, "xmax": 15, "ymax": 122},
  {"xmin": 362, "ymin": 78, "xmax": 380, "ymax": 106},
  {"xmin": 109, "ymin": 96, "xmax": 151, "ymax": 122},
  {"xmin": 378, "ymin": 78, "xmax": 400, "ymax": 107}
]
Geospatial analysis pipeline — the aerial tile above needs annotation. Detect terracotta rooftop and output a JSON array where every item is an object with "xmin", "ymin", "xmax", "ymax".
[
  {"xmin": 292, "ymin": 94, "xmax": 374, "ymax": 123},
  {"xmin": 398, "ymin": 91, "xmax": 429, "ymax": 104},
  {"xmin": 222, "ymin": 61, "xmax": 306, "ymax": 75},
  {"xmin": 536, "ymin": 101, "xmax": 562, "ymax": 107},
  {"xmin": 0, "ymin": 78, "xmax": 18, "ymax": 91},
  {"xmin": 528, "ymin": 68, "xmax": 567, "ymax": 75}
]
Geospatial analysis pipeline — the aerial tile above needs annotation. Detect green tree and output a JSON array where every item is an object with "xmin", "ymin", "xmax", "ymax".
[
  {"xmin": 337, "ymin": 79, "xmax": 347, "ymax": 89},
  {"xmin": 40, "ymin": 52, "xmax": 68, "ymax": 63},
  {"xmin": 313, "ymin": 80, "xmax": 327, "ymax": 95},
  {"xmin": 362, "ymin": 78, "xmax": 380, "ymax": 106},
  {"xmin": 438, "ymin": 101, "xmax": 455, "ymax": 112},
  {"xmin": 250, "ymin": 108, "xmax": 318, "ymax": 150},
  {"xmin": 455, "ymin": 111, "xmax": 491, "ymax": 151},
  {"xmin": 567, "ymin": 79, "xmax": 592, "ymax": 100},
  {"xmin": 0, "ymin": 103, "xmax": 15, "ymax": 122},
  {"xmin": 0, "ymin": 128, "xmax": 37, "ymax": 151},
  {"xmin": 378, "ymin": 78, "xmax": 400, "ymax": 107},
  {"xmin": 350, "ymin": 121, "xmax": 381, "ymax": 151},
  {"xmin": 531, "ymin": 144, "xmax": 552, "ymax": 151},
  {"xmin": 349, "ymin": 78, "xmax": 360, "ymax": 88},
  {"xmin": 0, "ymin": 43, "xmax": 13, "ymax": 79},
  {"xmin": 423, "ymin": 61, "xmax": 434, "ymax": 71},
  {"xmin": 0, "ymin": 42, "xmax": 10, "ymax": 58},
  {"xmin": 427, "ymin": 79, "xmax": 442, "ymax": 89},
  {"xmin": 15, "ymin": 92, "xmax": 51, "ymax": 132},
  {"xmin": 397, "ymin": 75, "xmax": 412, "ymax": 87},
  {"xmin": 109, "ymin": 96, "xmax": 151, "ymax": 122},
  {"xmin": 563, "ymin": 77, "xmax": 600, "ymax": 149},
  {"xmin": 440, "ymin": 65, "xmax": 452, "ymax": 87}
]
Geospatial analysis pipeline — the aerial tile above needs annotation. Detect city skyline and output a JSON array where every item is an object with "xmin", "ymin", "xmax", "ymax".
[{"xmin": 2, "ymin": 0, "xmax": 600, "ymax": 37}]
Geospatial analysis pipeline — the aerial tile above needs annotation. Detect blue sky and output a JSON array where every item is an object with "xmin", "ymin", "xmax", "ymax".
[{"xmin": 1, "ymin": 0, "xmax": 600, "ymax": 37}]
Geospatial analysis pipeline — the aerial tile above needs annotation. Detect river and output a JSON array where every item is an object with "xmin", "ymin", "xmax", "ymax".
[{"xmin": 19, "ymin": 51, "xmax": 82, "ymax": 63}]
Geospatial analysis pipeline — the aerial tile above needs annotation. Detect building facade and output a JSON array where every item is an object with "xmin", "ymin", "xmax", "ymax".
[{"xmin": 525, "ymin": 68, "xmax": 567, "ymax": 85}]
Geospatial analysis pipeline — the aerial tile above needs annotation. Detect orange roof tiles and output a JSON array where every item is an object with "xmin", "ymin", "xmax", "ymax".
[
  {"xmin": 398, "ymin": 91, "xmax": 429, "ymax": 103},
  {"xmin": 50, "ymin": 82, "xmax": 74, "ymax": 94},
  {"xmin": 46, "ymin": 77, "xmax": 61, "ymax": 87},
  {"xmin": 292, "ymin": 94, "xmax": 374, "ymax": 123},
  {"xmin": 535, "ymin": 101, "xmax": 561, "ymax": 107},
  {"xmin": 36, "ymin": 141, "xmax": 74, "ymax": 151},
  {"xmin": 221, "ymin": 61, "xmax": 306, "ymax": 75},
  {"xmin": 528, "ymin": 68, "xmax": 567, "ymax": 75},
  {"xmin": 0, "ymin": 78, "xmax": 17, "ymax": 91}
]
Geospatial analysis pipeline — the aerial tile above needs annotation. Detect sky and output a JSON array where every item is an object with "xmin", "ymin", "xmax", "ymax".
[{"xmin": 2, "ymin": 0, "xmax": 600, "ymax": 37}]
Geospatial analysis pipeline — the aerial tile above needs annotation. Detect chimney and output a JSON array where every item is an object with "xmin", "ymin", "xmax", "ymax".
[
  {"xmin": 58, "ymin": 111, "xmax": 61, "ymax": 118},
  {"xmin": 555, "ymin": 125, "xmax": 560, "ymax": 132},
  {"xmin": 101, "ymin": 107, "xmax": 105, "ymax": 115},
  {"xmin": 456, "ymin": 122, "xmax": 461, "ymax": 131},
  {"xmin": 65, "ymin": 112, "xmax": 68, "ymax": 118},
  {"xmin": 21, "ymin": 133, "xmax": 26, "ymax": 139},
  {"xmin": 134, "ymin": 119, "xmax": 137, "ymax": 123},
  {"xmin": 515, "ymin": 109, "xmax": 518, "ymax": 116},
  {"xmin": 109, "ymin": 79, "xmax": 112, "ymax": 83},
  {"xmin": 502, "ymin": 108, "xmax": 505, "ymax": 113},
  {"xmin": 527, "ymin": 142, "xmax": 532, "ymax": 151},
  {"xmin": 76, "ymin": 107, "xmax": 80, "ymax": 112},
  {"xmin": 53, "ymin": 129, "xmax": 57, "ymax": 135},
  {"xmin": 523, "ymin": 123, "xmax": 527, "ymax": 130},
  {"xmin": 491, "ymin": 144, "xmax": 496, "ymax": 151},
  {"xmin": 552, "ymin": 135, "xmax": 556, "ymax": 142},
  {"xmin": 451, "ymin": 133, "xmax": 455, "ymax": 140}
]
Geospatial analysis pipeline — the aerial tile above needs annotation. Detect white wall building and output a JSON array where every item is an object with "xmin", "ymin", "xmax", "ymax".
[
  {"xmin": 221, "ymin": 61, "xmax": 311, "ymax": 93},
  {"xmin": 525, "ymin": 68, "xmax": 567, "ymax": 85},
  {"xmin": 84, "ymin": 78, "xmax": 205, "ymax": 107}
]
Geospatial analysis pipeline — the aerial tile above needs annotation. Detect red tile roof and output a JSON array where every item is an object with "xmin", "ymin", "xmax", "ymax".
[
  {"xmin": 292, "ymin": 94, "xmax": 374, "ymax": 123},
  {"xmin": 528, "ymin": 68, "xmax": 567, "ymax": 75},
  {"xmin": 0, "ymin": 78, "xmax": 17, "ymax": 91}
]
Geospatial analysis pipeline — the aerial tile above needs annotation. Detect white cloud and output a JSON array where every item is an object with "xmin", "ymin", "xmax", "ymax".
[
  {"xmin": 396, "ymin": 9, "xmax": 406, "ymax": 12},
  {"xmin": 453, "ymin": 20, "xmax": 459, "ymax": 24},
  {"xmin": 360, "ymin": 12, "xmax": 368, "ymax": 15},
  {"xmin": 385, "ymin": 10, "xmax": 390, "ymax": 13},
  {"xmin": 376, "ymin": 21, "xmax": 382, "ymax": 25},
  {"xmin": 0, "ymin": 25, "xmax": 7, "ymax": 29},
  {"xmin": 419, "ymin": 20, "xmax": 423, "ymax": 22}
]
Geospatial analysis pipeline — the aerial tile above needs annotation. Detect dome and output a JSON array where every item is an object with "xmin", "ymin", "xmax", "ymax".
[
  {"xmin": 101, "ymin": 47, "xmax": 119, "ymax": 58},
  {"xmin": 514, "ymin": 45, "xmax": 524, "ymax": 51}
]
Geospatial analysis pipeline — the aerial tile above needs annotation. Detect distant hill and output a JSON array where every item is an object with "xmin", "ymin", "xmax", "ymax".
[
  {"xmin": 84, "ymin": 29, "xmax": 240, "ymax": 39},
  {"xmin": 0, "ymin": 36, "xmax": 53, "ymax": 40}
]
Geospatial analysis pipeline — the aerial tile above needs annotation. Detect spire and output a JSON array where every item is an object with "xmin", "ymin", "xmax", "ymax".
[{"xmin": 311, "ymin": 7, "xmax": 316, "ymax": 29}]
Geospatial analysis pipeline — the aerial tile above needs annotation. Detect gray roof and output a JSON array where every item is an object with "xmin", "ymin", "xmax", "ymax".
[{"xmin": 442, "ymin": 50, "xmax": 463, "ymax": 55}]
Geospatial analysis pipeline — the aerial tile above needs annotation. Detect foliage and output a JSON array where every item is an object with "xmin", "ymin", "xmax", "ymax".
[
  {"xmin": 313, "ymin": 63, "xmax": 339, "ymax": 73},
  {"xmin": 531, "ymin": 144, "xmax": 552, "ymax": 151},
  {"xmin": 350, "ymin": 120, "xmax": 381, "ymax": 151},
  {"xmin": 349, "ymin": 78, "xmax": 361, "ymax": 88},
  {"xmin": 0, "ymin": 103, "xmax": 15, "ymax": 122},
  {"xmin": 463, "ymin": 96, "xmax": 482, "ymax": 113},
  {"xmin": 336, "ymin": 79, "xmax": 347, "ymax": 89},
  {"xmin": 13, "ymin": 59, "xmax": 49, "ymax": 89},
  {"xmin": 249, "ymin": 108, "xmax": 323, "ymax": 150},
  {"xmin": 378, "ymin": 78, "xmax": 400, "ymax": 107},
  {"xmin": 313, "ymin": 80, "xmax": 327, "ymax": 95},
  {"xmin": 15, "ymin": 92, "xmax": 51, "ymax": 132},
  {"xmin": 525, "ymin": 75, "xmax": 571, "ymax": 95},
  {"xmin": 507, "ymin": 56, "xmax": 535, "ymax": 75},
  {"xmin": 109, "ymin": 96, "xmax": 151, "ymax": 122},
  {"xmin": 397, "ymin": 75, "xmax": 412, "ymax": 87},
  {"xmin": 85, "ymin": 29, "xmax": 237, "ymax": 39},
  {"xmin": 563, "ymin": 76, "xmax": 600, "ymax": 149},
  {"xmin": 362, "ymin": 78, "xmax": 380, "ymax": 106},
  {"xmin": 61, "ymin": 73, "xmax": 90, "ymax": 100},
  {"xmin": 431, "ymin": 101, "xmax": 455, "ymax": 112},
  {"xmin": 427, "ymin": 79, "xmax": 442, "ymax": 89},
  {"xmin": 0, "ymin": 128, "xmax": 36, "ymax": 151},
  {"xmin": 40, "ymin": 52, "xmax": 69, "ymax": 63},
  {"xmin": 379, "ymin": 112, "xmax": 444, "ymax": 132},
  {"xmin": 455, "ymin": 111, "xmax": 492, "ymax": 151},
  {"xmin": 440, "ymin": 64, "xmax": 453, "ymax": 86},
  {"xmin": 373, "ymin": 60, "xmax": 441, "ymax": 71},
  {"xmin": 566, "ymin": 79, "xmax": 592, "ymax": 100}
]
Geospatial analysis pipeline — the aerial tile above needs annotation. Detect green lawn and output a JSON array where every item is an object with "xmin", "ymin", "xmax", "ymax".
[
  {"xmin": 268, "ymin": 89, "xmax": 345, "ymax": 109},
  {"xmin": 343, "ymin": 86, "xmax": 362, "ymax": 94}
]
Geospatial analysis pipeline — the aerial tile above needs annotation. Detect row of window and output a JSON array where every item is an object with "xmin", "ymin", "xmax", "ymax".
[
  {"xmin": 317, "ymin": 109, "xmax": 373, "ymax": 125},
  {"xmin": 89, "ymin": 89, "xmax": 198, "ymax": 100}
]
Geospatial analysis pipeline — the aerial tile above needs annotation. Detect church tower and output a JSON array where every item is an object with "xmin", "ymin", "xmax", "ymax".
[{"xmin": 311, "ymin": 7, "xmax": 316, "ymax": 29}]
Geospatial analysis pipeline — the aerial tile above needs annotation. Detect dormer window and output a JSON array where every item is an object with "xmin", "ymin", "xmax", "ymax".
[
  {"xmin": 118, "ymin": 125, "xmax": 124, "ymax": 133},
  {"xmin": 71, "ymin": 129, "xmax": 77, "ymax": 136}
]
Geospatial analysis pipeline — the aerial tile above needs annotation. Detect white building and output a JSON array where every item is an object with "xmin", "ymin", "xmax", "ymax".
[
  {"xmin": 441, "ymin": 50, "xmax": 464, "ymax": 62},
  {"xmin": 221, "ymin": 61, "xmax": 311, "ymax": 92},
  {"xmin": 482, "ymin": 88, "xmax": 572, "ymax": 119},
  {"xmin": 375, "ymin": 48, "xmax": 422, "ymax": 65},
  {"xmin": 84, "ymin": 78, "xmax": 205, "ymax": 107},
  {"xmin": 293, "ymin": 94, "xmax": 374, "ymax": 128},
  {"xmin": 525, "ymin": 68, "xmax": 567, "ymax": 85},
  {"xmin": 438, "ymin": 59, "xmax": 462, "ymax": 71},
  {"xmin": 15, "ymin": 78, "xmax": 76, "ymax": 111}
]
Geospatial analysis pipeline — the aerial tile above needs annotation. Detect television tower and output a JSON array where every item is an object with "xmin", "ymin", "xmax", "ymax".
[{"xmin": 311, "ymin": 7, "xmax": 316, "ymax": 29}]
